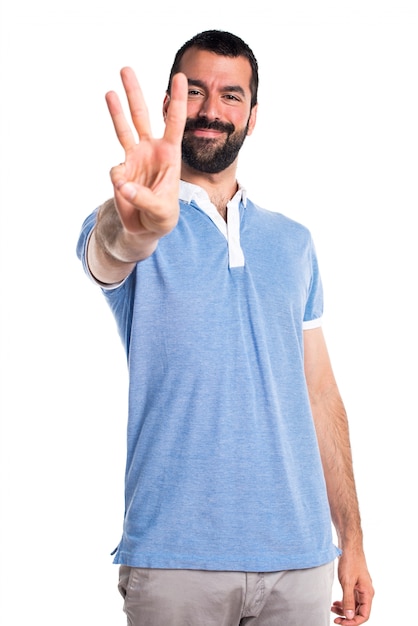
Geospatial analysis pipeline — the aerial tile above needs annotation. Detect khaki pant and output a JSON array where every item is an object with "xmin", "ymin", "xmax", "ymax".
[{"xmin": 118, "ymin": 562, "xmax": 334, "ymax": 625}]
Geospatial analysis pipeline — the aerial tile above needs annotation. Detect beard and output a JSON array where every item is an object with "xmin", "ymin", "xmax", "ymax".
[{"xmin": 181, "ymin": 117, "xmax": 250, "ymax": 174}]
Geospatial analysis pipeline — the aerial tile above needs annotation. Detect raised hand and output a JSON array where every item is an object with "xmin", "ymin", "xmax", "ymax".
[{"xmin": 105, "ymin": 67, "xmax": 188, "ymax": 239}]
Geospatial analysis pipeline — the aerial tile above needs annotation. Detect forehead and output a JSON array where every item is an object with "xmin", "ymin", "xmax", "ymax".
[{"xmin": 178, "ymin": 48, "xmax": 252, "ymax": 93}]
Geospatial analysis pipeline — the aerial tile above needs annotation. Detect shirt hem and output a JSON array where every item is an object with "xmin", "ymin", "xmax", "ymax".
[{"xmin": 112, "ymin": 546, "xmax": 340, "ymax": 572}]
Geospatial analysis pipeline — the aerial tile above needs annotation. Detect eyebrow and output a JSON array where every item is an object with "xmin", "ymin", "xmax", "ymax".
[{"xmin": 187, "ymin": 78, "xmax": 246, "ymax": 98}]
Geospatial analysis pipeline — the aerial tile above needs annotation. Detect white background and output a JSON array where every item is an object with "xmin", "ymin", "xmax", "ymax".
[{"xmin": 1, "ymin": 1, "xmax": 417, "ymax": 623}]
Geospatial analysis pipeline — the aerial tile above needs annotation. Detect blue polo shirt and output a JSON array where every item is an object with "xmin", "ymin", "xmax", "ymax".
[{"xmin": 77, "ymin": 182, "xmax": 339, "ymax": 571}]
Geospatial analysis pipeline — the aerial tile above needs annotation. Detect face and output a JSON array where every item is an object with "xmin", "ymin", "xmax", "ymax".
[{"xmin": 165, "ymin": 48, "xmax": 257, "ymax": 174}]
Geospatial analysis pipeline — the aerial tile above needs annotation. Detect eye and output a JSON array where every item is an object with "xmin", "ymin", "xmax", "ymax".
[
  {"xmin": 223, "ymin": 94, "xmax": 241, "ymax": 102},
  {"xmin": 188, "ymin": 89, "xmax": 203, "ymax": 97}
]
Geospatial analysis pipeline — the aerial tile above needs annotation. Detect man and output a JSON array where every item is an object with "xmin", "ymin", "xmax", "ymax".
[{"xmin": 77, "ymin": 30, "xmax": 374, "ymax": 625}]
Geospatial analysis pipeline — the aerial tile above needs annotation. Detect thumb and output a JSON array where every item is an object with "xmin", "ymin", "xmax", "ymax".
[{"xmin": 342, "ymin": 589, "xmax": 356, "ymax": 621}]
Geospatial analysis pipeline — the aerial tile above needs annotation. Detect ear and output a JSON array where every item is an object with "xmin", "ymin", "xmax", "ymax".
[
  {"xmin": 246, "ymin": 104, "xmax": 258, "ymax": 136},
  {"xmin": 162, "ymin": 93, "xmax": 170, "ymax": 122}
]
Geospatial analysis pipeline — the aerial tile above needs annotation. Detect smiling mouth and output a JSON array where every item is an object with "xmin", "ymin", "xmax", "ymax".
[
  {"xmin": 191, "ymin": 128, "xmax": 225, "ymax": 139},
  {"xmin": 184, "ymin": 118, "xmax": 235, "ymax": 137}
]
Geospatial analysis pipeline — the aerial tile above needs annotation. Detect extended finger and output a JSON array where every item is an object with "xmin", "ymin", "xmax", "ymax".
[
  {"xmin": 105, "ymin": 90, "xmax": 137, "ymax": 151},
  {"xmin": 120, "ymin": 66, "xmax": 152, "ymax": 141},
  {"xmin": 163, "ymin": 72, "xmax": 188, "ymax": 145}
]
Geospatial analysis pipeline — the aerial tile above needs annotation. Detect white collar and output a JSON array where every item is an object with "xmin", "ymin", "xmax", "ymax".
[
  {"xmin": 178, "ymin": 180, "xmax": 246, "ymax": 268},
  {"xmin": 179, "ymin": 180, "xmax": 247, "ymax": 208}
]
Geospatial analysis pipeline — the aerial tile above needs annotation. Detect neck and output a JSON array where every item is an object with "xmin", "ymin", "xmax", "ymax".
[{"xmin": 181, "ymin": 162, "xmax": 238, "ymax": 219}]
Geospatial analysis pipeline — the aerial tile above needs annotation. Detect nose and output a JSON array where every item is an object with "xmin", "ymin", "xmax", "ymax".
[{"xmin": 198, "ymin": 93, "xmax": 220, "ymax": 120}]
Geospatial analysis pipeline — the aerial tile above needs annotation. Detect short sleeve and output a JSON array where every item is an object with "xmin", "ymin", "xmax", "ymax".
[{"xmin": 302, "ymin": 236, "xmax": 323, "ymax": 330}]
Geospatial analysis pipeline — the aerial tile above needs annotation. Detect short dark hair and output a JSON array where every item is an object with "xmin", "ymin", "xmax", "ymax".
[{"xmin": 167, "ymin": 30, "xmax": 259, "ymax": 108}]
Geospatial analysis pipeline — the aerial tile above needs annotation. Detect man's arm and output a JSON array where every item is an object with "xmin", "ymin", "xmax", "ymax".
[
  {"xmin": 304, "ymin": 327, "xmax": 374, "ymax": 625},
  {"xmin": 87, "ymin": 197, "xmax": 159, "ymax": 284},
  {"xmin": 87, "ymin": 67, "xmax": 187, "ymax": 285}
]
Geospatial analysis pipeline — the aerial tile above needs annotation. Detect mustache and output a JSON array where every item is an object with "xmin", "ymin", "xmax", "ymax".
[{"xmin": 184, "ymin": 117, "xmax": 235, "ymax": 135}]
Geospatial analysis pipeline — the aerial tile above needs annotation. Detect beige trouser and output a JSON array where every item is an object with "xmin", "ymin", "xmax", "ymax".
[{"xmin": 118, "ymin": 562, "xmax": 335, "ymax": 625}]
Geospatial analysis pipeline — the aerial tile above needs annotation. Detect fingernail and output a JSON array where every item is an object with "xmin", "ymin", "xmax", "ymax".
[
  {"xmin": 120, "ymin": 182, "xmax": 136, "ymax": 200},
  {"xmin": 346, "ymin": 610, "xmax": 355, "ymax": 619}
]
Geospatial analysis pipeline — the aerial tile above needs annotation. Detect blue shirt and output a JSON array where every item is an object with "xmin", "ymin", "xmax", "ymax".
[{"xmin": 77, "ymin": 183, "xmax": 339, "ymax": 571}]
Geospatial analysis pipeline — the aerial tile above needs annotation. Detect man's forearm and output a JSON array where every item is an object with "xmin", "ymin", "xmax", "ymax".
[{"xmin": 311, "ymin": 387, "xmax": 364, "ymax": 551}]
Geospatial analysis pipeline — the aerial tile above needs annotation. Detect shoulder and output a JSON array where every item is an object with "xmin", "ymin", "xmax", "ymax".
[{"xmin": 245, "ymin": 199, "xmax": 313, "ymax": 243}]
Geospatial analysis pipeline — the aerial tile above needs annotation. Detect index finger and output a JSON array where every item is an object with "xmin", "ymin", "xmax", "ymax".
[
  {"xmin": 163, "ymin": 72, "xmax": 188, "ymax": 145},
  {"xmin": 105, "ymin": 89, "xmax": 137, "ymax": 151},
  {"xmin": 120, "ymin": 66, "xmax": 153, "ymax": 141}
]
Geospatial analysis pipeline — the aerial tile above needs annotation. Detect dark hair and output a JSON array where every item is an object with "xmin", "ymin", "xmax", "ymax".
[{"xmin": 167, "ymin": 30, "xmax": 259, "ymax": 108}]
